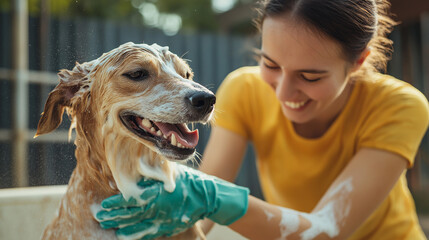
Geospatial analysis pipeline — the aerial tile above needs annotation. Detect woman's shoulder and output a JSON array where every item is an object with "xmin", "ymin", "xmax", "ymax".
[
  {"xmin": 222, "ymin": 66, "xmax": 263, "ymax": 86},
  {"xmin": 355, "ymin": 72, "xmax": 429, "ymax": 130},
  {"xmin": 227, "ymin": 66, "xmax": 261, "ymax": 78},
  {"xmin": 360, "ymin": 73, "xmax": 428, "ymax": 106},
  {"xmin": 218, "ymin": 66, "xmax": 269, "ymax": 95}
]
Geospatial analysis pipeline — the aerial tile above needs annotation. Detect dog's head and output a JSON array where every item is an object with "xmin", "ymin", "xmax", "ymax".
[
  {"xmin": 36, "ymin": 42, "xmax": 215, "ymax": 161},
  {"xmin": 36, "ymin": 42, "xmax": 215, "ymax": 195}
]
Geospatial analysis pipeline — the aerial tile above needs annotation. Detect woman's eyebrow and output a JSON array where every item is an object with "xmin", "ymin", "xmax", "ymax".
[{"xmin": 260, "ymin": 53, "xmax": 279, "ymax": 64}]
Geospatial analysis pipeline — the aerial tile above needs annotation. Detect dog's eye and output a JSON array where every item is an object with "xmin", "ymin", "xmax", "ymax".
[
  {"xmin": 185, "ymin": 72, "xmax": 191, "ymax": 79},
  {"xmin": 123, "ymin": 69, "xmax": 150, "ymax": 81}
]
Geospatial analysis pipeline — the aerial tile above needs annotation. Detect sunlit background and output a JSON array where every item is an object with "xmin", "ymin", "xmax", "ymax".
[{"xmin": 0, "ymin": 0, "xmax": 257, "ymax": 35}]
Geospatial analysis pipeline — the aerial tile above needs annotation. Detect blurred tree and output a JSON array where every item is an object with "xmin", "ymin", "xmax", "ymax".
[
  {"xmin": 37, "ymin": 0, "xmax": 141, "ymax": 22},
  {"xmin": 151, "ymin": 0, "xmax": 218, "ymax": 31},
  {"xmin": 0, "ymin": 0, "xmax": 144, "ymax": 23},
  {"xmin": 135, "ymin": 0, "xmax": 258, "ymax": 34},
  {"xmin": 0, "ymin": 0, "xmax": 257, "ymax": 34},
  {"xmin": 0, "ymin": 0, "xmax": 10, "ymax": 11}
]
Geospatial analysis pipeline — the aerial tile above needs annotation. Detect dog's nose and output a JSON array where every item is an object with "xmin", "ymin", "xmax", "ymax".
[{"xmin": 187, "ymin": 91, "xmax": 216, "ymax": 114}]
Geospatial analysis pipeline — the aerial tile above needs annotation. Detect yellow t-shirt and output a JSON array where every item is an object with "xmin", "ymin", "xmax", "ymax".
[{"xmin": 214, "ymin": 66, "xmax": 429, "ymax": 239}]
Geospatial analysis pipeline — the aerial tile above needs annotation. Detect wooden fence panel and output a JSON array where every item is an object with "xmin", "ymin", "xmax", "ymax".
[
  {"xmin": 47, "ymin": 18, "xmax": 60, "ymax": 72},
  {"xmin": 183, "ymin": 33, "xmax": 201, "ymax": 83},
  {"xmin": 118, "ymin": 23, "xmax": 143, "ymax": 47},
  {"xmin": 168, "ymin": 33, "xmax": 187, "ymax": 58},
  {"xmin": 420, "ymin": 13, "xmax": 429, "ymax": 189},
  {"xmin": 0, "ymin": 12, "xmax": 12, "ymax": 134},
  {"xmin": 101, "ymin": 21, "xmax": 120, "ymax": 52},
  {"xmin": 408, "ymin": 24, "xmax": 423, "ymax": 89},
  {"xmin": 0, "ymin": 12, "xmax": 11, "ymax": 69},
  {"xmin": 215, "ymin": 34, "xmax": 232, "ymax": 90},
  {"xmin": 0, "ymin": 80, "xmax": 11, "ymax": 129},
  {"xmin": 422, "ymin": 13, "xmax": 429, "ymax": 97},
  {"xmin": 56, "ymin": 18, "xmax": 74, "ymax": 71},
  {"xmin": 28, "ymin": 142, "xmax": 76, "ymax": 186},
  {"xmin": 387, "ymin": 28, "xmax": 403, "ymax": 79},
  {"xmin": 0, "ymin": 143, "xmax": 12, "ymax": 188},
  {"xmin": 28, "ymin": 16, "xmax": 40, "ymax": 71}
]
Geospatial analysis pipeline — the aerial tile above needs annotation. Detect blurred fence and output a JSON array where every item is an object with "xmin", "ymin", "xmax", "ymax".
[{"xmin": 0, "ymin": 11, "xmax": 428, "ymax": 202}]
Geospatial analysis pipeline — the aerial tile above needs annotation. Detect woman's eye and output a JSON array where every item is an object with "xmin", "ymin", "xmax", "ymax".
[
  {"xmin": 123, "ymin": 69, "xmax": 150, "ymax": 81},
  {"xmin": 301, "ymin": 74, "xmax": 321, "ymax": 82},
  {"xmin": 262, "ymin": 61, "xmax": 279, "ymax": 70}
]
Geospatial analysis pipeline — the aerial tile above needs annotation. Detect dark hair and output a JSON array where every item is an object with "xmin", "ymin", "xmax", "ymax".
[{"xmin": 255, "ymin": 0, "xmax": 397, "ymax": 74}]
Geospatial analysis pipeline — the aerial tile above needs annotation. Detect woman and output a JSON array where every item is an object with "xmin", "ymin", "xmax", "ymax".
[{"xmin": 96, "ymin": 0, "xmax": 429, "ymax": 239}]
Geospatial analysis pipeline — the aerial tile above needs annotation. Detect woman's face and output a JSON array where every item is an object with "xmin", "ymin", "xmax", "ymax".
[{"xmin": 260, "ymin": 16, "xmax": 354, "ymax": 125}]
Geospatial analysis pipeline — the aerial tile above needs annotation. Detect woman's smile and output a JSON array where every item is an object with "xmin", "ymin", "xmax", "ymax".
[{"xmin": 283, "ymin": 99, "xmax": 311, "ymax": 110}]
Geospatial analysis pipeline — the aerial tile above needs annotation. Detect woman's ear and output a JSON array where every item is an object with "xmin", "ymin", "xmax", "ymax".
[
  {"xmin": 35, "ymin": 62, "xmax": 91, "ymax": 137},
  {"xmin": 352, "ymin": 48, "xmax": 371, "ymax": 72}
]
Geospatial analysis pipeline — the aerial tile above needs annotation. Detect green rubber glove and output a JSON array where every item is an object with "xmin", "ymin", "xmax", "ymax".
[{"xmin": 96, "ymin": 164, "xmax": 249, "ymax": 240}]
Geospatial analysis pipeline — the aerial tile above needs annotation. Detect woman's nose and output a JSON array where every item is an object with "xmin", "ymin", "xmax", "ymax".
[{"xmin": 276, "ymin": 73, "xmax": 296, "ymax": 101}]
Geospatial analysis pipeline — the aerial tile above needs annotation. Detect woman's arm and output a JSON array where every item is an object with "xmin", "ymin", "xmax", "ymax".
[
  {"xmin": 227, "ymin": 147, "xmax": 407, "ymax": 240},
  {"xmin": 199, "ymin": 126, "xmax": 248, "ymax": 233},
  {"xmin": 199, "ymin": 126, "xmax": 248, "ymax": 181}
]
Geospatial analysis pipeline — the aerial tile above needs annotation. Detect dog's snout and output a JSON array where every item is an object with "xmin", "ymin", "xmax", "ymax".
[{"xmin": 187, "ymin": 92, "xmax": 216, "ymax": 114}]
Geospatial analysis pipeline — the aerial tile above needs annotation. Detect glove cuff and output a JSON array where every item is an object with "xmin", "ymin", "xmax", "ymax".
[{"xmin": 207, "ymin": 181, "xmax": 250, "ymax": 225}]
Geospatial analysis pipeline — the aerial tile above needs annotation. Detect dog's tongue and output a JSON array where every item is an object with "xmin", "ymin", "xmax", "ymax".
[{"xmin": 154, "ymin": 122, "xmax": 199, "ymax": 148}]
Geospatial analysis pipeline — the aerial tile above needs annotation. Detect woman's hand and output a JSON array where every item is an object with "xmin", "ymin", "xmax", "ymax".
[{"xmin": 96, "ymin": 164, "xmax": 249, "ymax": 240}]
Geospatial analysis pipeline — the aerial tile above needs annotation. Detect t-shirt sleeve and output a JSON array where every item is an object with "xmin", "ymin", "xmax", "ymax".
[
  {"xmin": 213, "ymin": 68, "xmax": 256, "ymax": 139},
  {"xmin": 358, "ymin": 86, "xmax": 429, "ymax": 168}
]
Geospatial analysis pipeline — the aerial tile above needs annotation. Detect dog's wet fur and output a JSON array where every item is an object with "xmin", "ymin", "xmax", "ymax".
[{"xmin": 36, "ymin": 42, "xmax": 215, "ymax": 239}]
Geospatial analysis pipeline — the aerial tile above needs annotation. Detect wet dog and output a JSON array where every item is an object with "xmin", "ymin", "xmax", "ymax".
[{"xmin": 36, "ymin": 42, "xmax": 215, "ymax": 239}]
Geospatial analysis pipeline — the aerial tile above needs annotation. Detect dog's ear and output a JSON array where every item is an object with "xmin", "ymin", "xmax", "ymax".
[{"xmin": 35, "ymin": 63, "xmax": 91, "ymax": 137}]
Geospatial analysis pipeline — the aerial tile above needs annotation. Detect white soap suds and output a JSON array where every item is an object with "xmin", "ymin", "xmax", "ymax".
[
  {"xmin": 181, "ymin": 215, "xmax": 190, "ymax": 223},
  {"xmin": 90, "ymin": 202, "xmax": 103, "ymax": 220},
  {"xmin": 276, "ymin": 177, "xmax": 354, "ymax": 240},
  {"xmin": 116, "ymin": 171, "xmax": 157, "ymax": 206},
  {"xmin": 117, "ymin": 222, "xmax": 160, "ymax": 240},
  {"xmin": 264, "ymin": 209, "xmax": 275, "ymax": 222},
  {"xmin": 278, "ymin": 208, "xmax": 300, "ymax": 240},
  {"xmin": 300, "ymin": 201, "xmax": 338, "ymax": 239},
  {"xmin": 137, "ymin": 156, "xmax": 176, "ymax": 192},
  {"xmin": 326, "ymin": 177, "xmax": 353, "ymax": 199}
]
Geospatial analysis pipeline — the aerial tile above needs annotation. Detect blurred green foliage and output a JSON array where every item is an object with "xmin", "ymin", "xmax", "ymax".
[
  {"xmin": 1, "ymin": 0, "xmax": 143, "ymax": 23},
  {"xmin": 0, "ymin": 0, "xmax": 257, "ymax": 34},
  {"xmin": 139, "ymin": 0, "xmax": 218, "ymax": 31},
  {"xmin": 1, "ymin": 0, "xmax": 224, "ymax": 31}
]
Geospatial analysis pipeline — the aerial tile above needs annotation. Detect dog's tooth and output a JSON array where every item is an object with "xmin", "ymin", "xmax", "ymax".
[
  {"xmin": 150, "ymin": 127, "xmax": 156, "ymax": 132},
  {"xmin": 171, "ymin": 134, "xmax": 177, "ymax": 146},
  {"xmin": 164, "ymin": 135, "xmax": 168, "ymax": 139},
  {"xmin": 177, "ymin": 143, "xmax": 183, "ymax": 148},
  {"xmin": 142, "ymin": 118, "xmax": 152, "ymax": 128},
  {"xmin": 156, "ymin": 130, "xmax": 162, "ymax": 136}
]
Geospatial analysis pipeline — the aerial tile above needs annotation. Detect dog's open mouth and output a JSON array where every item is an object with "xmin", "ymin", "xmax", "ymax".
[{"xmin": 120, "ymin": 112, "xmax": 198, "ymax": 159}]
